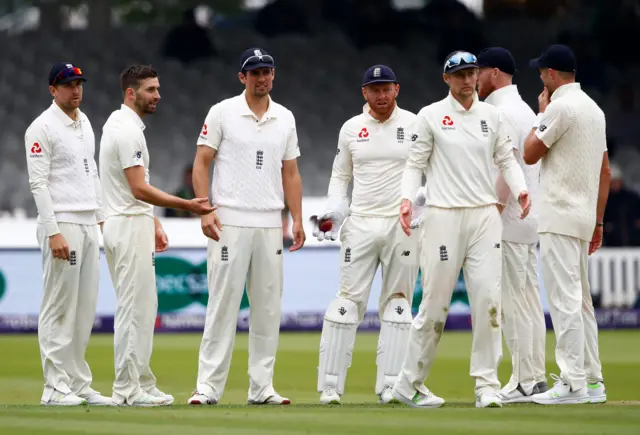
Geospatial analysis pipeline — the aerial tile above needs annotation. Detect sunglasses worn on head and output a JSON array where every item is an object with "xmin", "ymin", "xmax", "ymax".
[
  {"xmin": 52, "ymin": 67, "xmax": 83, "ymax": 85},
  {"xmin": 241, "ymin": 54, "xmax": 275, "ymax": 71},
  {"xmin": 444, "ymin": 52, "xmax": 477, "ymax": 72}
]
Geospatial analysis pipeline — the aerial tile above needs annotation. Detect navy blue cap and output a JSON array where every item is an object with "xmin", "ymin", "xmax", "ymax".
[
  {"xmin": 239, "ymin": 48, "xmax": 275, "ymax": 72},
  {"xmin": 443, "ymin": 51, "xmax": 478, "ymax": 74},
  {"xmin": 362, "ymin": 65, "xmax": 397, "ymax": 87},
  {"xmin": 477, "ymin": 47, "xmax": 517, "ymax": 75},
  {"xmin": 529, "ymin": 44, "xmax": 576, "ymax": 73},
  {"xmin": 48, "ymin": 62, "xmax": 86, "ymax": 86}
]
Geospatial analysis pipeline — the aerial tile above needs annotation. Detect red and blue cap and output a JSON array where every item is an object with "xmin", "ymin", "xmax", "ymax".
[{"xmin": 49, "ymin": 62, "xmax": 86, "ymax": 86}]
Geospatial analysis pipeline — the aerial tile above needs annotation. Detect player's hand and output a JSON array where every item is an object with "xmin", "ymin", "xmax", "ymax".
[
  {"xmin": 538, "ymin": 87, "xmax": 550, "ymax": 113},
  {"xmin": 99, "ymin": 222, "xmax": 104, "ymax": 233},
  {"xmin": 311, "ymin": 212, "xmax": 343, "ymax": 241},
  {"xmin": 518, "ymin": 191, "xmax": 531, "ymax": 219},
  {"xmin": 400, "ymin": 199, "xmax": 412, "ymax": 236},
  {"xmin": 49, "ymin": 233, "xmax": 70, "ymax": 261},
  {"xmin": 155, "ymin": 226, "xmax": 169, "ymax": 252},
  {"xmin": 410, "ymin": 187, "xmax": 427, "ymax": 229},
  {"xmin": 589, "ymin": 225, "xmax": 603, "ymax": 255},
  {"xmin": 186, "ymin": 198, "xmax": 217, "ymax": 216},
  {"xmin": 289, "ymin": 219, "xmax": 306, "ymax": 252},
  {"xmin": 201, "ymin": 211, "xmax": 222, "ymax": 241},
  {"xmin": 496, "ymin": 204, "xmax": 505, "ymax": 214}
]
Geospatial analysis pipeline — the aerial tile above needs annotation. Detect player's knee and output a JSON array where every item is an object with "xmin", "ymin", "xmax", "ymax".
[
  {"xmin": 381, "ymin": 297, "xmax": 412, "ymax": 324},
  {"xmin": 324, "ymin": 297, "xmax": 359, "ymax": 325}
]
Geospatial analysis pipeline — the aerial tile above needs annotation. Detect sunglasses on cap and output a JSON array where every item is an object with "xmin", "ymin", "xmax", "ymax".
[
  {"xmin": 52, "ymin": 67, "xmax": 84, "ymax": 85},
  {"xmin": 241, "ymin": 54, "xmax": 275, "ymax": 71},
  {"xmin": 443, "ymin": 52, "xmax": 478, "ymax": 73}
]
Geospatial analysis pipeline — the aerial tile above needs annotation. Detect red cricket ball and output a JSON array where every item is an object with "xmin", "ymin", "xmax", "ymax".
[{"xmin": 319, "ymin": 220, "xmax": 333, "ymax": 232}]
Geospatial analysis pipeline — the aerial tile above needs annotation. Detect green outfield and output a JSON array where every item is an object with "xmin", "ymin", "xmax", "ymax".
[{"xmin": 1, "ymin": 330, "xmax": 639, "ymax": 434}]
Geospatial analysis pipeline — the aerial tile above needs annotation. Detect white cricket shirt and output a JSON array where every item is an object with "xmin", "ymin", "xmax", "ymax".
[
  {"xmin": 197, "ymin": 91, "xmax": 300, "ymax": 227},
  {"xmin": 328, "ymin": 104, "xmax": 417, "ymax": 217},
  {"xmin": 25, "ymin": 102, "xmax": 104, "ymax": 237},
  {"xmin": 401, "ymin": 92, "xmax": 528, "ymax": 208},
  {"xmin": 535, "ymin": 83, "xmax": 607, "ymax": 242},
  {"xmin": 485, "ymin": 85, "xmax": 540, "ymax": 244},
  {"xmin": 99, "ymin": 104, "xmax": 154, "ymax": 218}
]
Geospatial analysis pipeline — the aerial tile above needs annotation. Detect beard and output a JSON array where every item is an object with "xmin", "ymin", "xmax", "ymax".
[{"xmin": 134, "ymin": 93, "xmax": 157, "ymax": 114}]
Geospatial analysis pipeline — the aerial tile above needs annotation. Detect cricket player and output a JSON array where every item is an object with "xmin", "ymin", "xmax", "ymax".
[
  {"xmin": 188, "ymin": 48, "xmax": 305, "ymax": 406},
  {"xmin": 312, "ymin": 65, "xmax": 422, "ymax": 405},
  {"xmin": 100, "ymin": 65, "xmax": 215, "ymax": 407},
  {"xmin": 393, "ymin": 51, "xmax": 531, "ymax": 409},
  {"xmin": 26, "ymin": 63, "xmax": 113, "ymax": 407},
  {"xmin": 476, "ymin": 47, "xmax": 548, "ymax": 402},
  {"xmin": 524, "ymin": 44, "xmax": 609, "ymax": 405}
]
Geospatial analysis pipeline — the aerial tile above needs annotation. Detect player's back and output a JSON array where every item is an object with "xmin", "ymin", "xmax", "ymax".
[
  {"xmin": 99, "ymin": 107, "xmax": 153, "ymax": 218},
  {"xmin": 339, "ymin": 105, "xmax": 416, "ymax": 217},
  {"xmin": 538, "ymin": 84, "xmax": 606, "ymax": 241}
]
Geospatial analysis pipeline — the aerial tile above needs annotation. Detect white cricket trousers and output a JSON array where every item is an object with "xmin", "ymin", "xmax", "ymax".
[
  {"xmin": 196, "ymin": 225, "xmax": 284, "ymax": 403},
  {"xmin": 103, "ymin": 215, "xmax": 158, "ymax": 404},
  {"xmin": 339, "ymin": 216, "xmax": 419, "ymax": 317},
  {"xmin": 539, "ymin": 233, "xmax": 603, "ymax": 391},
  {"xmin": 395, "ymin": 205, "xmax": 503, "ymax": 398},
  {"xmin": 501, "ymin": 240, "xmax": 546, "ymax": 392},
  {"xmin": 36, "ymin": 222, "xmax": 100, "ymax": 402}
]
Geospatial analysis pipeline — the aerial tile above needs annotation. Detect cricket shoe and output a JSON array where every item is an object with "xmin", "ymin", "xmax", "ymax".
[
  {"xmin": 126, "ymin": 391, "xmax": 171, "ymax": 407},
  {"xmin": 378, "ymin": 386, "xmax": 400, "ymax": 405},
  {"xmin": 187, "ymin": 391, "xmax": 217, "ymax": 405},
  {"xmin": 392, "ymin": 388, "xmax": 445, "ymax": 408},
  {"xmin": 145, "ymin": 387, "xmax": 174, "ymax": 405},
  {"xmin": 531, "ymin": 374, "xmax": 589, "ymax": 405},
  {"xmin": 248, "ymin": 393, "xmax": 291, "ymax": 405},
  {"xmin": 532, "ymin": 381, "xmax": 549, "ymax": 394},
  {"xmin": 498, "ymin": 384, "xmax": 532, "ymax": 404},
  {"xmin": 476, "ymin": 392, "xmax": 503, "ymax": 408},
  {"xmin": 41, "ymin": 390, "xmax": 87, "ymax": 406},
  {"xmin": 320, "ymin": 387, "xmax": 341, "ymax": 405},
  {"xmin": 587, "ymin": 382, "xmax": 607, "ymax": 404},
  {"xmin": 78, "ymin": 389, "xmax": 115, "ymax": 406}
]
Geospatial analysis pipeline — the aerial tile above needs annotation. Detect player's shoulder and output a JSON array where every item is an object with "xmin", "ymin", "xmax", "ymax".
[
  {"xmin": 269, "ymin": 99, "xmax": 296, "ymax": 124},
  {"xmin": 25, "ymin": 108, "xmax": 53, "ymax": 137},
  {"xmin": 396, "ymin": 107, "xmax": 417, "ymax": 122},
  {"xmin": 417, "ymin": 97, "xmax": 450, "ymax": 117},
  {"xmin": 340, "ymin": 113, "xmax": 366, "ymax": 136}
]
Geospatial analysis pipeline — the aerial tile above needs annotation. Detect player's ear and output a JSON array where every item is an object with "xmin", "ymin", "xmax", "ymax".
[
  {"xmin": 271, "ymin": 68, "xmax": 276, "ymax": 80},
  {"xmin": 49, "ymin": 85, "xmax": 56, "ymax": 98},
  {"xmin": 395, "ymin": 83, "xmax": 400, "ymax": 97},
  {"xmin": 361, "ymin": 86, "xmax": 367, "ymax": 101},
  {"xmin": 442, "ymin": 73, "xmax": 449, "ymax": 86},
  {"xmin": 237, "ymin": 71, "xmax": 246, "ymax": 85}
]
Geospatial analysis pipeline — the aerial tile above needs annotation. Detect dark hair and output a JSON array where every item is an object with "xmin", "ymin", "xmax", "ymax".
[{"xmin": 120, "ymin": 65, "xmax": 158, "ymax": 94}]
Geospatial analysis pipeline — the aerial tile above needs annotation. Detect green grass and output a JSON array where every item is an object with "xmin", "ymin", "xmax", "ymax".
[{"xmin": 0, "ymin": 330, "xmax": 639, "ymax": 434}]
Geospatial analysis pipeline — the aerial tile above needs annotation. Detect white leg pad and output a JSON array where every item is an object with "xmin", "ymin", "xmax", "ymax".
[
  {"xmin": 317, "ymin": 298, "xmax": 359, "ymax": 395},
  {"xmin": 376, "ymin": 298, "xmax": 413, "ymax": 395}
]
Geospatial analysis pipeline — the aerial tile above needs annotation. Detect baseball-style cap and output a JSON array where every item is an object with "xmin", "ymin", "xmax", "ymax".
[
  {"xmin": 362, "ymin": 65, "xmax": 397, "ymax": 87},
  {"xmin": 529, "ymin": 44, "xmax": 577, "ymax": 72},
  {"xmin": 477, "ymin": 47, "xmax": 517, "ymax": 75},
  {"xmin": 443, "ymin": 51, "xmax": 479, "ymax": 74},
  {"xmin": 49, "ymin": 62, "xmax": 86, "ymax": 86},
  {"xmin": 239, "ymin": 48, "xmax": 275, "ymax": 72}
]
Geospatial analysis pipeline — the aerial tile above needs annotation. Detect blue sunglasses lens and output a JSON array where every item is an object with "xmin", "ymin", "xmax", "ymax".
[{"xmin": 447, "ymin": 52, "xmax": 477, "ymax": 67}]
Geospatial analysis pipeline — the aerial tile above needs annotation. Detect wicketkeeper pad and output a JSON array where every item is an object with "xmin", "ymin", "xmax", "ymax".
[{"xmin": 376, "ymin": 297, "xmax": 413, "ymax": 395}]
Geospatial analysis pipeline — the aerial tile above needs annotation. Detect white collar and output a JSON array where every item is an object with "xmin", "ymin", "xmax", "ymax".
[
  {"xmin": 120, "ymin": 104, "xmax": 146, "ymax": 131},
  {"xmin": 50, "ymin": 101, "xmax": 84, "ymax": 127},
  {"xmin": 551, "ymin": 82, "xmax": 581, "ymax": 101},
  {"xmin": 237, "ymin": 90, "xmax": 277, "ymax": 119},
  {"xmin": 447, "ymin": 91, "xmax": 479, "ymax": 112},
  {"xmin": 484, "ymin": 85, "xmax": 520, "ymax": 106}
]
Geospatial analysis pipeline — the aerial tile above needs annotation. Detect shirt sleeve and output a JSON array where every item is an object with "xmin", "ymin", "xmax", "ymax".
[
  {"xmin": 535, "ymin": 101, "xmax": 571, "ymax": 148},
  {"xmin": 401, "ymin": 112, "xmax": 434, "ymax": 201},
  {"xmin": 327, "ymin": 125, "xmax": 353, "ymax": 199},
  {"xmin": 494, "ymin": 110, "xmax": 527, "ymax": 201},
  {"xmin": 197, "ymin": 104, "xmax": 223, "ymax": 150},
  {"xmin": 116, "ymin": 132, "xmax": 145, "ymax": 170},
  {"xmin": 25, "ymin": 123, "xmax": 59, "ymax": 236},
  {"xmin": 283, "ymin": 113, "xmax": 301, "ymax": 161}
]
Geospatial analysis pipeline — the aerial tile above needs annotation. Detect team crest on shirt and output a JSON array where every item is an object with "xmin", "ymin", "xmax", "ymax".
[
  {"xmin": 396, "ymin": 127, "xmax": 404, "ymax": 143},
  {"xmin": 480, "ymin": 120, "xmax": 489, "ymax": 136}
]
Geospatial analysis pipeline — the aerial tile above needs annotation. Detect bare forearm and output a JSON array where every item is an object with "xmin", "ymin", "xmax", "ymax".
[
  {"xmin": 597, "ymin": 167, "xmax": 611, "ymax": 222},
  {"xmin": 192, "ymin": 161, "xmax": 211, "ymax": 202},
  {"xmin": 133, "ymin": 184, "xmax": 189, "ymax": 210},
  {"xmin": 283, "ymin": 171, "xmax": 303, "ymax": 222}
]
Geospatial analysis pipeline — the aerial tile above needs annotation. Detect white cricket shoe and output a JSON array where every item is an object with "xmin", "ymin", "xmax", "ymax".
[
  {"xmin": 78, "ymin": 389, "xmax": 115, "ymax": 406},
  {"xmin": 320, "ymin": 387, "xmax": 341, "ymax": 405},
  {"xmin": 587, "ymin": 382, "xmax": 607, "ymax": 404},
  {"xmin": 392, "ymin": 388, "xmax": 445, "ymax": 408},
  {"xmin": 146, "ymin": 387, "xmax": 174, "ymax": 405},
  {"xmin": 378, "ymin": 386, "xmax": 400, "ymax": 405},
  {"xmin": 41, "ymin": 390, "xmax": 87, "ymax": 406},
  {"xmin": 498, "ymin": 384, "xmax": 531, "ymax": 404},
  {"xmin": 476, "ymin": 392, "xmax": 503, "ymax": 408},
  {"xmin": 127, "ymin": 391, "xmax": 170, "ymax": 407},
  {"xmin": 531, "ymin": 374, "xmax": 589, "ymax": 405},
  {"xmin": 187, "ymin": 391, "xmax": 217, "ymax": 405},
  {"xmin": 249, "ymin": 393, "xmax": 291, "ymax": 405}
]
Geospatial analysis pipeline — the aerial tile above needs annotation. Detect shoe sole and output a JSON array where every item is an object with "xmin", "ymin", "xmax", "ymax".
[
  {"xmin": 393, "ymin": 392, "xmax": 444, "ymax": 409},
  {"xmin": 533, "ymin": 396, "xmax": 590, "ymax": 405},
  {"xmin": 40, "ymin": 401, "xmax": 87, "ymax": 406},
  {"xmin": 500, "ymin": 396, "xmax": 533, "ymax": 404},
  {"xmin": 320, "ymin": 398, "xmax": 341, "ymax": 405},
  {"xmin": 476, "ymin": 401, "xmax": 503, "ymax": 408},
  {"xmin": 378, "ymin": 398, "xmax": 401, "ymax": 405},
  {"xmin": 188, "ymin": 399, "xmax": 216, "ymax": 405},
  {"xmin": 588, "ymin": 395, "xmax": 607, "ymax": 404}
]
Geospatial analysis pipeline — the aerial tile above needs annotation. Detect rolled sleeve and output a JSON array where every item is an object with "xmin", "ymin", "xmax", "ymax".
[{"xmin": 535, "ymin": 101, "xmax": 571, "ymax": 148}]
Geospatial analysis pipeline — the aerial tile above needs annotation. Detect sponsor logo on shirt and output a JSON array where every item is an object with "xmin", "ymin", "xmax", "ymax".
[
  {"xmin": 441, "ymin": 116, "xmax": 455, "ymax": 130},
  {"xmin": 539, "ymin": 124, "xmax": 547, "ymax": 132},
  {"xmin": 30, "ymin": 142, "xmax": 43, "ymax": 158},
  {"xmin": 411, "ymin": 134, "xmax": 418, "ymax": 141},
  {"xmin": 133, "ymin": 150, "xmax": 142, "ymax": 160},
  {"xmin": 201, "ymin": 123, "xmax": 208, "ymax": 136},
  {"xmin": 357, "ymin": 127, "xmax": 370, "ymax": 142}
]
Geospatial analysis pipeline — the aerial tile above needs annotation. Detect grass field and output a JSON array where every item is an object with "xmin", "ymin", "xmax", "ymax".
[{"xmin": 1, "ymin": 330, "xmax": 639, "ymax": 434}]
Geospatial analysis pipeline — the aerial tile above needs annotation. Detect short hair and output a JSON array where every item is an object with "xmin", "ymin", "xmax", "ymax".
[{"xmin": 120, "ymin": 65, "xmax": 158, "ymax": 94}]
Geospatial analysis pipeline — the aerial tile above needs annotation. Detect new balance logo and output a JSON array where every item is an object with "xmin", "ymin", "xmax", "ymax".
[
  {"xmin": 494, "ymin": 243, "xmax": 501, "ymax": 248},
  {"xmin": 69, "ymin": 250, "xmax": 77, "ymax": 266},
  {"xmin": 256, "ymin": 150, "xmax": 264, "ymax": 169},
  {"xmin": 439, "ymin": 245, "xmax": 448, "ymax": 261},
  {"xmin": 344, "ymin": 247, "xmax": 351, "ymax": 262},
  {"xmin": 338, "ymin": 306, "xmax": 347, "ymax": 315},
  {"xmin": 539, "ymin": 124, "xmax": 547, "ymax": 132},
  {"xmin": 221, "ymin": 246, "xmax": 228, "ymax": 261},
  {"xmin": 411, "ymin": 134, "xmax": 418, "ymax": 141},
  {"xmin": 401, "ymin": 250, "xmax": 410, "ymax": 256},
  {"xmin": 480, "ymin": 120, "xmax": 489, "ymax": 134},
  {"xmin": 276, "ymin": 249, "xmax": 282, "ymax": 255},
  {"xmin": 395, "ymin": 306, "xmax": 404, "ymax": 315},
  {"xmin": 397, "ymin": 127, "xmax": 405, "ymax": 142}
]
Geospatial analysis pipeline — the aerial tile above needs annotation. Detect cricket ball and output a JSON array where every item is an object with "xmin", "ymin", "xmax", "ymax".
[{"xmin": 319, "ymin": 219, "xmax": 333, "ymax": 232}]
